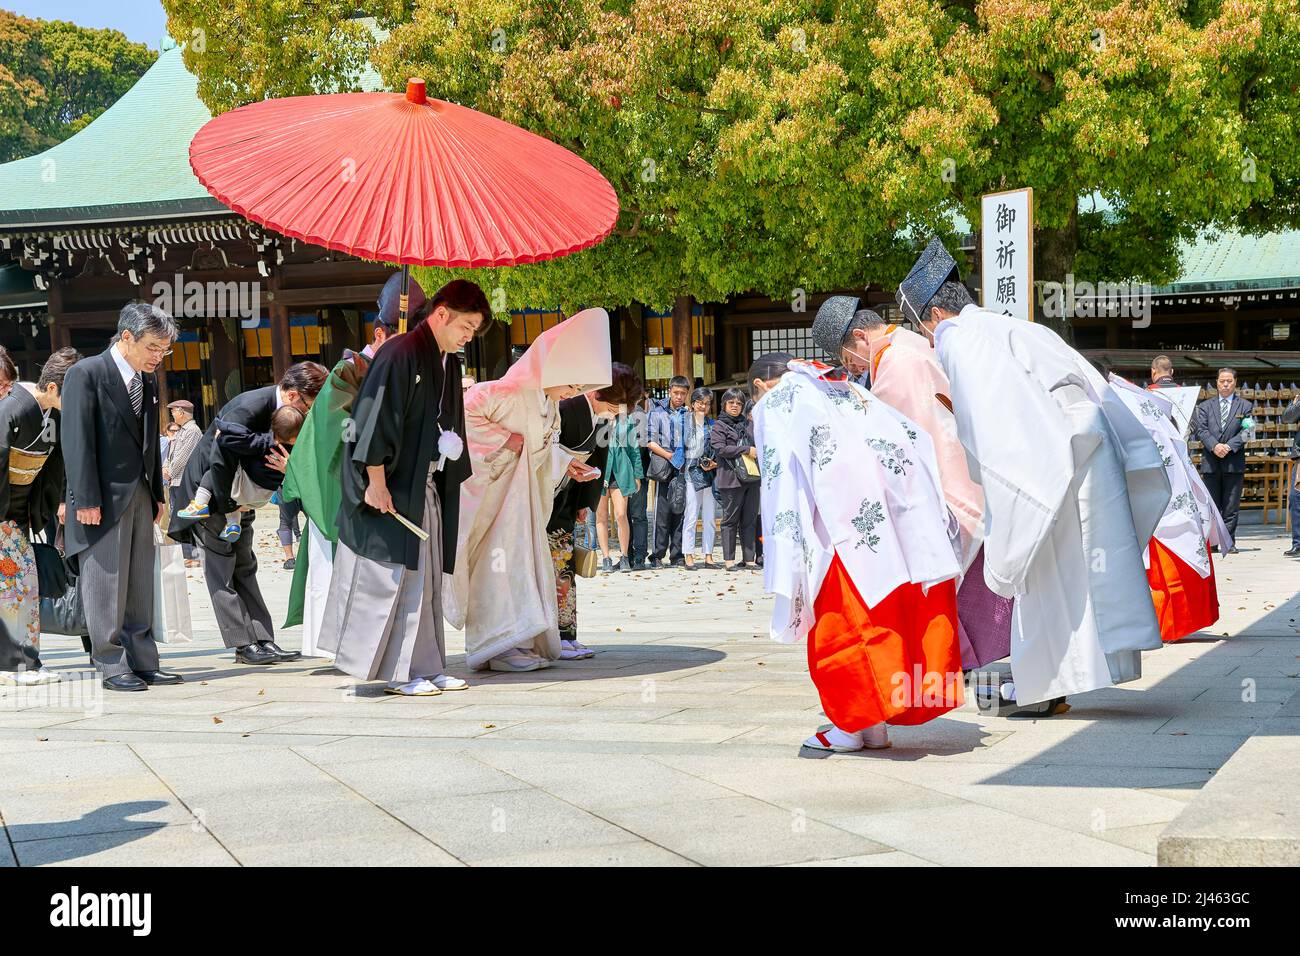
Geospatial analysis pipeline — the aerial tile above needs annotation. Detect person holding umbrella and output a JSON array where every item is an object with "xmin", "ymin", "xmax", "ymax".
[{"xmin": 318, "ymin": 280, "xmax": 487, "ymax": 696}]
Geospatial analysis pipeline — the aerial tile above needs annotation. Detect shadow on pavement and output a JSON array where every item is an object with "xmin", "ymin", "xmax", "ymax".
[{"xmin": 7, "ymin": 801, "xmax": 170, "ymax": 864}]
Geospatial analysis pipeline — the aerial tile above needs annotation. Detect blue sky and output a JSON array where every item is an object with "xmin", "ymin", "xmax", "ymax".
[{"xmin": 4, "ymin": 1, "xmax": 169, "ymax": 48}]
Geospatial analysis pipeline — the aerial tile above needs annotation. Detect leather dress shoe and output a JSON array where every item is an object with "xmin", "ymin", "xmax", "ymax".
[
  {"xmin": 134, "ymin": 669, "xmax": 184, "ymax": 686},
  {"xmin": 235, "ymin": 643, "xmax": 278, "ymax": 665},
  {"xmin": 103, "ymin": 673, "xmax": 148, "ymax": 692},
  {"xmin": 259, "ymin": 641, "xmax": 301, "ymax": 662},
  {"xmin": 1285, "ymin": 547, "xmax": 1300, "ymax": 557}
]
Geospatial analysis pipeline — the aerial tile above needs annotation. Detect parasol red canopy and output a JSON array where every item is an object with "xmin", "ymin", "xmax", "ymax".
[{"xmin": 189, "ymin": 79, "xmax": 619, "ymax": 268}]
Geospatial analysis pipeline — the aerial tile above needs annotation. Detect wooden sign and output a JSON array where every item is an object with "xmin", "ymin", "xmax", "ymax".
[{"xmin": 981, "ymin": 187, "xmax": 1034, "ymax": 321}]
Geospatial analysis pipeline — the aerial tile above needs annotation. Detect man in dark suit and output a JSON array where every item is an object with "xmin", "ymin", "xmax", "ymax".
[
  {"xmin": 62, "ymin": 302, "xmax": 178, "ymax": 692},
  {"xmin": 169, "ymin": 362, "xmax": 327, "ymax": 665},
  {"xmin": 1191, "ymin": 367, "xmax": 1253, "ymax": 551}
]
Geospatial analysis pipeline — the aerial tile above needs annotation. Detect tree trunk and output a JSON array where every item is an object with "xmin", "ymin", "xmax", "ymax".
[
  {"xmin": 672, "ymin": 295, "xmax": 693, "ymax": 380},
  {"xmin": 1035, "ymin": 206, "xmax": 1078, "ymax": 342}
]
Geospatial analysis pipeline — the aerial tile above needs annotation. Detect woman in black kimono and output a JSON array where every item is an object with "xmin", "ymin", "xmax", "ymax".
[{"xmin": 0, "ymin": 347, "xmax": 82, "ymax": 684}]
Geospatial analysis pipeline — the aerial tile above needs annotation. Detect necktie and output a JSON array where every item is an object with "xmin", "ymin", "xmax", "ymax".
[{"xmin": 129, "ymin": 373, "xmax": 143, "ymax": 418}]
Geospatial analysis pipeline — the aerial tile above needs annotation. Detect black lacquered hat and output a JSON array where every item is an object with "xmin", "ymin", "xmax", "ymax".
[
  {"xmin": 811, "ymin": 295, "xmax": 862, "ymax": 359},
  {"xmin": 896, "ymin": 237, "xmax": 960, "ymax": 324}
]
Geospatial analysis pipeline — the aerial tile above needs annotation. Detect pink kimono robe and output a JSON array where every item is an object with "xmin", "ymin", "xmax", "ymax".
[{"xmin": 868, "ymin": 326, "xmax": 1012, "ymax": 669}]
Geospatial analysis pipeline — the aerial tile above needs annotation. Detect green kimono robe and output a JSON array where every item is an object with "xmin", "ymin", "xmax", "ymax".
[{"xmin": 280, "ymin": 352, "xmax": 369, "ymax": 627}]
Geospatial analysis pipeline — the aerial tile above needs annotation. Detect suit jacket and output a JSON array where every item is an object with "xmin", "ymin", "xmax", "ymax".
[
  {"xmin": 547, "ymin": 395, "xmax": 610, "ymax": 534},
  {"xmin": 1191, "ymin": 393, "xmax": 1254, "ymax": 474},
  {"xmin": 61, "ymin": 347, "xmax": 164, "ymax": 557},
  {"xmin": 1282, "ymin": 396, "xmax": 1300, "ymax": 460},
  {"xmin": 168, "ymin": 385, "xmax": 279, "ymax": 542}
]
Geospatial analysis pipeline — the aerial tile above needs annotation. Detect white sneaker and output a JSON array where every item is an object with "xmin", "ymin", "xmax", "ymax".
[
  {"xmin": 383, "ymin": 677, "xmax": 441, "ymax": 696},
  {"xmin": 488, "ymin": 650, "xmax": 547, "ymax": 672},
  {"xmin": 429, "ymin": 674, "xmax": 468, "ymax": 691}
]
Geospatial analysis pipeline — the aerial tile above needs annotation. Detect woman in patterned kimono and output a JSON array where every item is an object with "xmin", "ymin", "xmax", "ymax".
[
  {"xmin": 0, "ymin": 347, "xmax": 82, "ymax": 685},
  {"xmin": 547, "ymin": 364, "xmax": 643, "ymax": 658},
  {"xmin": 751, "ymin": 353, "xmax": 964, "ymax": 753},
  {"xmin": 446, "ymin": 308, "xmax": 612, "ymax": 673}
]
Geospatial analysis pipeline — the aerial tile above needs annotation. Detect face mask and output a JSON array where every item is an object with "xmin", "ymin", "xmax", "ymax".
[{"xmin": 842, "ymin": 346, "xmax": 872, "ymax": 372}]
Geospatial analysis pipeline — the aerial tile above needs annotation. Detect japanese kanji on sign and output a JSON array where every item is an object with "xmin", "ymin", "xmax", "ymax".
[{"xmin": 980, "ymin": 187, "xmax": 1034, "ymax": 321}]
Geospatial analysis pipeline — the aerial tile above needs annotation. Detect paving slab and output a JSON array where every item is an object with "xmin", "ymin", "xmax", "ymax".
[
  {"xmin": 13, "ymin": 823, "xmax": 238, "ymax": 866},
  {"xmin": 4, "ymin": 519, "xmax": 1297, "ymax": 865},
  {"xmin": 380, "ymin": 789, "xmax": 634, "ymax": 863},
  {"xmin": 598, "ymin": 794, "xmax": 890, "ymax": 866}
]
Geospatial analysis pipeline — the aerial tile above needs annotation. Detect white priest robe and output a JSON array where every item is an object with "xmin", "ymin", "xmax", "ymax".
[
  {"xmin": 1108, "ymin": 374, "xmax": 1232, "ymax": 570},
  {"xmin": 444, "ymin": 309, "xmax": 612, "ymax": 670},
  {"xmin": 935, "ymin": 306, "xmax": 1171, "ymax": 704}
]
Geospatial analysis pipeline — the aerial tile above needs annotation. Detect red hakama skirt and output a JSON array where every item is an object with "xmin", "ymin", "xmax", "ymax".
[
  {"xmin": 1146, "ymin": 538, "xmax": 1219, "ymax": 643},
  {"xmin": 807, "ymin": 553, "xmax": 963, "ymax": 732}
]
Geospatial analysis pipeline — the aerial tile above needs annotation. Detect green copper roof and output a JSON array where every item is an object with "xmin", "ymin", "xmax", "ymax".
[
  {"xmin": 0, "ymin": 18, "xmax": 389, "ymax": 231},
  {"xmin": 0, "ymin": 46, "xmax": 226, "ymax": 228},
  {"xmin": 1156, "ymin": 230, "xmax": 1300, "ymax": 293}
]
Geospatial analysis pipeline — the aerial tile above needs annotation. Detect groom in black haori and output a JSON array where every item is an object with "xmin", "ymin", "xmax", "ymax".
[{"xmin": 319, "ymin": 280, "xmax": 489, "ymax": 696}]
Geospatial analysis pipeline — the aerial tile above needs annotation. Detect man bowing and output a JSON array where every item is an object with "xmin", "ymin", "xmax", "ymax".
[
  {"xmin": 319, "ymin": 280, "xmax": 488, "ymax": 696},
  {"xmin": 812, "ymin": 296, "xmax": 1011, "ymax": 672},
  {"xmin": 902, "ymin": 238, "xmax": 1171, "ymax": 711}
]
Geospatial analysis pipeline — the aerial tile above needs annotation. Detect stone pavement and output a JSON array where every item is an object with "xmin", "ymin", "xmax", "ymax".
[{"xmin": 1, "ymin": 517, "xmax": 1297, "ymax": 867}]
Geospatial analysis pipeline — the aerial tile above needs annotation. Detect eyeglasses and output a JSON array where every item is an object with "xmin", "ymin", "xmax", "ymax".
[{"xmin": 143, "ymin": 345, "xmax": 173, "ymax": 358}]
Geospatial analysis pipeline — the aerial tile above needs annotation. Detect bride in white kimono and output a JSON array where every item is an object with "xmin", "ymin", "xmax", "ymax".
[{"xmin": 445, "ymin": 308, "xmax": 612, "ymax": 672}]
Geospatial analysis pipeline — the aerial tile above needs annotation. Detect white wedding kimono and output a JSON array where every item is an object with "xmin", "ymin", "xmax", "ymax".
[
  {"xmin": 444, "ymin": 309, "xmax": 612, "ymax": 669},
  {"xmin": 1108, "ymin": 374, "xmax": 1232, "ymax": 573},
  {"xmin": 936, "ymin": 306, "xmax": 1171, "ymax": 704}
]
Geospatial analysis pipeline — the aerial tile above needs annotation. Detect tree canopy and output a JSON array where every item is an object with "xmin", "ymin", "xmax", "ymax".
[
  {"xmin": 160, "ymin": 0, "xmax": 1300, "ymax": 316},
  {"xmin": 0, "ymin": 11, "xmax": 156, "ymax": 163}
]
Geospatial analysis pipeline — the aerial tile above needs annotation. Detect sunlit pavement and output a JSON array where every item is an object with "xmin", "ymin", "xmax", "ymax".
[{"xmin": 2, "ymin": 515, "xmax": 1296, "ymax": 866}]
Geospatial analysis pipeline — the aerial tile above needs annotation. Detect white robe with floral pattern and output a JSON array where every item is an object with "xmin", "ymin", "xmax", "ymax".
[{"xmin": 755, "ymin": 361, "xmax": 961, "ymax": 645}]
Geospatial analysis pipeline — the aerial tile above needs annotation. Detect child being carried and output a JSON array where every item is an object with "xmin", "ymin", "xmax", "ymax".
[{"xmin": 177, "ymin": 405, "xmax": 304, "ymax": 542}]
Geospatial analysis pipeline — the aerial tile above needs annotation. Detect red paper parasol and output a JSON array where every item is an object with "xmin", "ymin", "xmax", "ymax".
[{"xmin": 189, "ymin": 79, "xmax": 619, "ymax": 327}]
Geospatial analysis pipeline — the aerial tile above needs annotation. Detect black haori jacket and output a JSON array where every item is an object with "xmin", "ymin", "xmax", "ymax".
[{"xmin": 336, "ymin": 320, "xmax": 469, "ymax": 572}]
